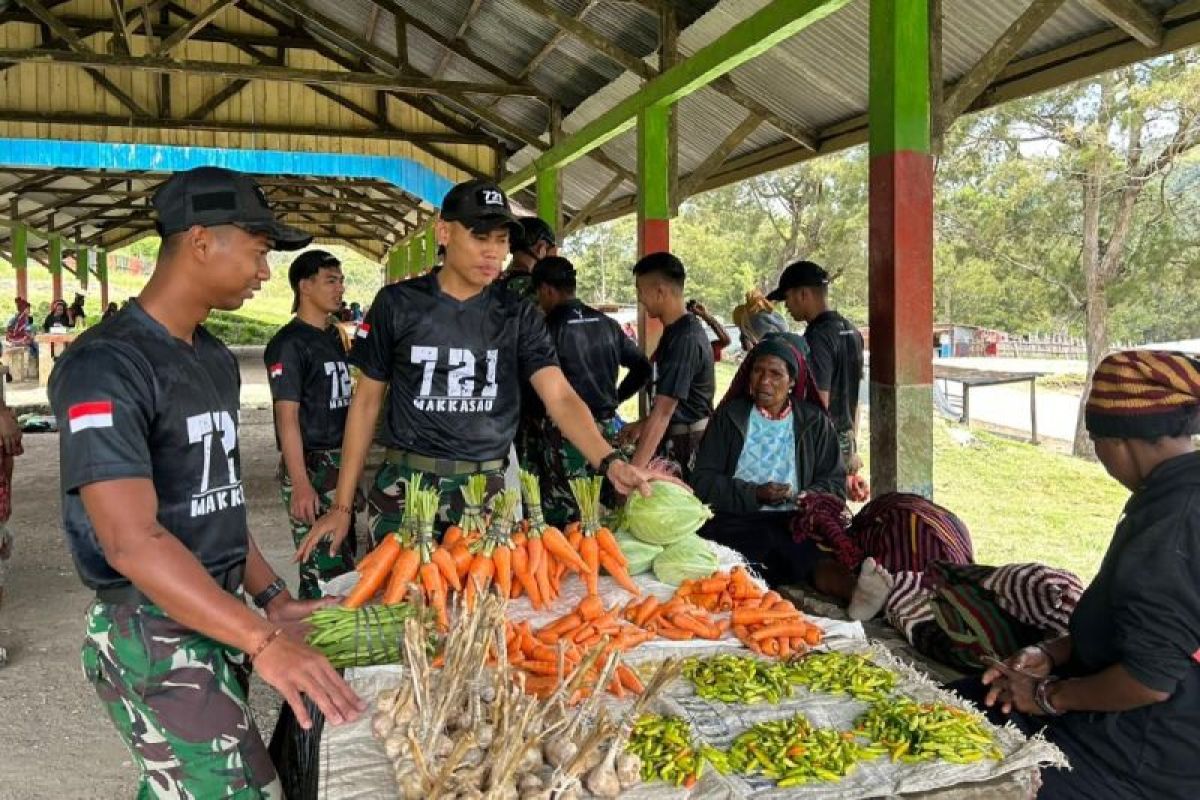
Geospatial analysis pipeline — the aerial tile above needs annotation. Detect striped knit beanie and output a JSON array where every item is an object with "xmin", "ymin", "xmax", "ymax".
[{"xmin": 1085, "ymin": 350, "xmax": 1200, "ymax": 439}]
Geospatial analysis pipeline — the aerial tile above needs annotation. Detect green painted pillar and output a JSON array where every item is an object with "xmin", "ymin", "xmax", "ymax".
[
  {"xmin": 636, "ymin": 103, "xmax": 672, "ymax": 397},
  {"xmin": 424, "ymin": 226, "xmax": 437, "ymax": 271},
  {"xmin": 413, "ymin": 235, "xmax": 427, "ymax": 275},
  {"xmin": 869, "ymin": 0, "xmax": 935, "ymax": 497},
  {"xmin": 49, "ymin": 234, "xmax": 64, "ymax": 302},
  {"xmin": 536, "ymin": 168, "xmax": 562, "ymax": 236},
  {"xmin": 11, "ymin": 222, "xmax": 28, "ymax": 300},
  {"xmin": 97, "ymin": 249, "xmax": 109, "ymax": 309},
  {"xmin": 387, "ymin": 246, "xmax": 405, "ymax": 283}
]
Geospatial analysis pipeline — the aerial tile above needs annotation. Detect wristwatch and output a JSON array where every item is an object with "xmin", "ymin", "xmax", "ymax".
[
  {"xmin": 597, "ymin": 450, "xmax": 628, "ymax": 479},
  {"xmin": 252, "ymin": 577, "xmax": 287, "ymax": 610}
]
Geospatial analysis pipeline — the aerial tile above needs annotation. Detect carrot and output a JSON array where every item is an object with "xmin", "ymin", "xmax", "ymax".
[
  {"xmin": 450, "ymin": 540, "xmax": 473, "ymax": 581},
  {"xmin": 341, "ymin": 545, "xmax": 400, "ymax": 608},
  {"xmin": 732, "ymin": 607, "xmax": 805, "ymax": 625},
  {"xmin": 599, "ymin": 550, "xmax": 641, "ymax": 596},
  {"xmin": 594, "ymin": 526, "xmax": 627, "ymax": 567},
  {"xmin": 657, "ymin": 626, "xmax": 695, "ymax": 641},
  {"xmin": 443, "ymin": 524, "xmax": 464, "ymax": 548},
  {"xmin": 579, "ymin": 536, "xmax": 599, "ymax": 596},
  {"xmin": 526, "ymin": 534, "xmax": 545, "ymax": 578},
  {"xmin": 542, "ymin": 526, "xmax": 587, "ymax": 573},
  {"xmin": 634, "ymin": 596, "xmax": 660, "ymax": 627},
  {"xmin": 493, "ymin": 543, "xmax": 513, "ymax": 600},
  {"xmin": 511, "ymin": 544, "xmax": 543, "ymax": 609},
  {"xmin": 420, "ymin": 560, "xmax": 448, "ymax": 628},
  {"xmin": 672, "ymin": 614, "xmax": 721, "ymax": 640},
  {"xmin": 540, "ymin": 612, "xmax": 583, "ymax": 637},
  {"xmin": 430, "ymin": 546, "xmax": 463, "ymax": 592},
  {"xmin": 463, "ymin": 554, "xmax": 495, "ymax": 607},
  {"xmin": 521, "ymin": 660, "xmax": 564, "ymax": 676},
  {"xmin": 804, "ymin": 626, "xmax": 823, "ymax": 646},
  {"xmin": 750, "ymin": 622, "xmax": 810, "ymax": 642},
  {"xmin": 695, "ymin": 576, "xmax": 729, "ymax": 594},
  {"xmin": 577, "ymin": 595, "xmax": 605, "ymax": 622},
  {"xmin": 762, "ymin": 638, "xmax": 782, "ymax": 657},
  {"xmin": 381, "ymin": 547, "xmax": 421, "ymax": 605}
]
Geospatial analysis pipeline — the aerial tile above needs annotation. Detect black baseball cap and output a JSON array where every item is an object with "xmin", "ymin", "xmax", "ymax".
[
  {"xmin": 440, "ymin": 178, "xmax": 520, "ymax": 234},
  {"xmin": 511, "ymin": 216, "xmax": 556, "ymax": 253},
  {"xmin": 766, "ymin": 260, "xmax": 830, "ymax": 301},
  {"xmin": 152, "ymin": 167, "xmax": 312, "ymax": 250}
]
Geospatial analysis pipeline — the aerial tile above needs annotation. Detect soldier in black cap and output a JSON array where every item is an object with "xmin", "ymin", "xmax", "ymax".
[
  {"xmin": 767, "ymin": 260, "xmax": 865, "ymax": 474},
  {"xmin": 527, "ymin": 256, "xmax": 652, "ymax": 525},
  {"xmin": 296, "ymin": 179, "xmax": 670, "ymax": 561},
  {"xmin": 497, "ymin": 216, "xmax": 557, "ymax": 299},
  {"xmin": 264, "ymin": 249, "xmax": 357, "ymax": 600},
  {"xmin": 48, "ymin": 167, "xmax": 364, "ymax": 797}
]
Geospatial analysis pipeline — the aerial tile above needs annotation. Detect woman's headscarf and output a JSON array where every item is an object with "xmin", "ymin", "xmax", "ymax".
[
  {"xmin": 720, "ymin": 332, "xmax": 823, "ymax": 410},
  {"xmin": 1085, "ymin": 350, "xmax": 1200, "ymax": 439}
]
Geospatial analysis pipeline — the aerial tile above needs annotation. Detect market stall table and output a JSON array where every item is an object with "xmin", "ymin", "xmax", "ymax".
[
  {"xmin": 933, "ymin": 366, "xmax": 1041, "ymax": 444},
  {"xmin": 34, "ymin": 331, "xmax": 77, "ymax": 387}
]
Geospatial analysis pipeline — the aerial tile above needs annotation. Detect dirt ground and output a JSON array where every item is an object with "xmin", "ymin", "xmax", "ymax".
[{"xmin": 0, "ymin": 354, "xmax": 341, "ymax": 799}]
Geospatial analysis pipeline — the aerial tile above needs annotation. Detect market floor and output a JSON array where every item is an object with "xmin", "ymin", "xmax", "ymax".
[{"xmin": 0, "ymin": 407, "xmax": 341, "ymax": 799}]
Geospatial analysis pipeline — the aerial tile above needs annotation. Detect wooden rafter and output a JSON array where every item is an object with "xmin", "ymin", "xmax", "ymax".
[
  {"xmin": 434, "ymin": 0, "xmax": 484, "ymax": 79},
  {"xmin": 14, "ymin": 0, "xmax": 92, "ymax": 52},
  {"xmin": 680, "ymin": 111, "xmax": 763, "ymax": 195},
  {"xmin": 1082, "ymin": 0, "xmax": 1164, "ymax": 47},
  {"xmin": 151, "ymin": 0, "xmax": 236, "ymax": 56},
  {"xmin": 184, "ymin": 77, "xmax": 251, "ymax": 119},
  {"xmin": 942, "ymin": 0, "xmax": 1068, "ymax": 126},
  {"xmin": 108, "ymin": 0, "xmax": 133, "ymax": 55},
  {"xmin": 563, "ymin": 173, "xmax": 625, "ymax": 236}
]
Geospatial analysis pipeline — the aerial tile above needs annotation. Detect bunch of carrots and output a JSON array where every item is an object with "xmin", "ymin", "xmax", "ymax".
[
  {"xmin": 677, "ymin": 566, "xmax": 823, "ymax": 657},
  {"xmin": 505, "ymin": 596, "xmax": 651, "ymax": 699},
  {"xmin": 564, "ymin": 476, "xmax": 639, "ymax": 597},
  {"xmin": 461, "ymin": 489, "xmax": 520, "ymax": 608},
  {"xmin": 619, "ymin": 594, "xmax": 730, "ymax": 641},
  {"xmin": 342, "ymin": 478, "xmax": 461, "ymax": 624}
]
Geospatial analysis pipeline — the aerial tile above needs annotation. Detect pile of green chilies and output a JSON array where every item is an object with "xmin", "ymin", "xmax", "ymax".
[
  {"xmin": 785, "ymin": 651, "xmax": 898, "ymax": 701},
  {"xmin": 853, "ymin": 697, "xmax": 1004, "ymax": 764}
]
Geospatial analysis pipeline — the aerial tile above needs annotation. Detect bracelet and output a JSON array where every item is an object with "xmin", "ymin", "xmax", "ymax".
[
  {"xmin": 1034, "ymin": 641, "xmax": 1058, "ymax": 669},
  {"xmin": 328, "ymin": 502, "xmax": 353, "ymax": 516},
  {"xmin": 249, "ymin": 627, "xmax": 284, "ymax": 662},
  {"xmin": 252, "ymin": 577, "xmax": 287, "ymax": 610},
  {"xmin": 1034, "ymin": 677, "xmax": 1063, "ymax": 716}
]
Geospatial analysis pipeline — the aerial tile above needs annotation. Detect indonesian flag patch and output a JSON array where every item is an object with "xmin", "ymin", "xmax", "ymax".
[
  {"xmin": 69, "ymin": 400, "xmax": 114, "ymax": 433},
  {"xmin": 269, "ymin": 362, "xmax": 284, "ymax": 378},
  {"xmin": 355, "ymin": 323, "xmax": 370, "ymax": 339}
]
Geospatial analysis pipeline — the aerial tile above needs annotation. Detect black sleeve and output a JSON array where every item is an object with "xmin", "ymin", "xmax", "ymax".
[
  {"xmin": 48, "ymin": 344, "xmax": 155, "ymax": 492},
  {"xmin": 691, "ymin": 407, "xmax": 760, "ymax": 514},
  {"xmin": 516, "ymin": 302, "xmax": 559, "ymax": 382},
  {"xmin": 802, "ymin": 408, "xmax": 847, "ymax": 498},
  {"xmin": 616, "ymin": 325, "xmax": 652, "ymax": 402},
  {"xmin": 264, "ymin": 331, "xmax": 305, "ymax": 404},
  {"xmin": 42, "ymin": 315, "xmax": 51, "ymax": 332},
  {"xmin": 348, "ymin": 286, "xmax": 396, "ymax": 382},
  {"xmin": 1109, "ymin": 518, "xmax": 1200, "ymax": 694},
  {"xmin": 805, "ymin": 324, "xmax": 837, "ymax": 392},
  {"xmin": 655, "ymin": 332, "xmax": 705, "ymax": 401}
]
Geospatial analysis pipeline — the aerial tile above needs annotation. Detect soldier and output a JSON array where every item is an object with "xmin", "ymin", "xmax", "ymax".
[
  {"xmin": 528, "ymin": 256, "xmax": 652, "ymax": 525},
  {"xmin": 496, "ymin": 216, "xmax": 557, "ymax": 300},
  {"xmin": 49, "ymin": 168, "xmax": 363, "ymax": 798},
  {"xmin": 265, "ymin": 249, "xmax": 356, "ymax": 599},
  {"xmin": 295, "ymin": 179, "xmax": 669, "ymax": 561}
]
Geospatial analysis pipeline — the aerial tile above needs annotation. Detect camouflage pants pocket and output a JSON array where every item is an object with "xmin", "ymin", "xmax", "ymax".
[
  {"xmin": 367, "ymin": 463, "xmax": 506, "ymax": 548},
  {"xmin": 280, "ymin": 451, "xmax": 357, "ymax": 600},
  {"xmin": 82, "ymin": 602, "xmax": 282, "ymax": 799}
]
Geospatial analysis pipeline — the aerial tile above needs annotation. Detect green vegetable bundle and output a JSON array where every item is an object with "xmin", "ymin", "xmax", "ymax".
[
  {"xmin": 853, "ymin": 697, "xmax": 1004, "ymax": 764},
  {"xmin": 624, "ymin": 481, "xmax": 713, "ymax": 545},
  {"xmin": 683, "ymin": 654, "xmax": 792, "ymax": 704},
  {"xmin": 785, "ymin": 652, "xmax": 898, "ymax": 701},
  {"xmin": 305, "ymin": 603, "xmax": 424, "ymax": 668},
  {"xmin": 723, "ymin": 716, "xmax": 883, "ymax": 786},
  {"xmin": 652, "ymin": 534, "xmax": 718, "ymax": 585},
  {"xmin": 614, "ymin": 531, "xmax": 663, "ymax": 575}
]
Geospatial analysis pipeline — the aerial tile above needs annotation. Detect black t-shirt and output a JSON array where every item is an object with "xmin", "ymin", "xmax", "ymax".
[
  {"xmin": 652, "ymin": 313, "xmax": 715, "ymax": 425},
  {"xmin": 1055, "ymin": 451, "xmax": 1200, "ymax": 798},
  {"xmin": 350, "ymin": 273, "xmax": 558, "ymax": 461},
  {"xmin": 264, "ymin": 318, "xmax": 350, "ymax": 451},
  {"xmin": 48, "ymin": 301, "xmax": 248, "ymax": 591},
  {"xmin": 534, "ymin": 299, "xmax": 651, "ymax": 421},
  {"xmin": 804, "ymin": 310, "xmax": 864, "ymax": 434}
]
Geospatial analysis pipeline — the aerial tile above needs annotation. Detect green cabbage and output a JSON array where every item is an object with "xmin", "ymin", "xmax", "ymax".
[
  {"xmin": 615, "ymin": 531, "xmax": 662, "ymax": 575},
  {"xmin": 652, "ymin": 535, "xmax": 719, "ymax": 586},
  {"xmin": 625, "ymin": 481, "xmax": 713, "ymax": 546}
]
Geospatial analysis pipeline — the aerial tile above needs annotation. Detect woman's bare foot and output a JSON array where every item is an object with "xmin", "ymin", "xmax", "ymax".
[{"xmin": 848, "ymin": 557, "xmax": 893, "ymax": 621}]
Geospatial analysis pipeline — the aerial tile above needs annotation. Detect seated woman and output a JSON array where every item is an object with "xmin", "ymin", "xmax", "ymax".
[
  {"xmin": 960, "ymin": 350, "xmax": 1200, "ymax": 799},
  {"xmin": 42, "ymin": 299, "xmax": 71, "ymax": 331},
  {"xmin": 691, "ymin": 336, "xmax": 845, "ymax": 587}
]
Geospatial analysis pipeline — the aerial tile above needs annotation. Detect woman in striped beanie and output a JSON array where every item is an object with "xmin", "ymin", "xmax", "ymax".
[{"xmin": 977, "ymin": 350, "xmax": 1200, "ymax": 799}]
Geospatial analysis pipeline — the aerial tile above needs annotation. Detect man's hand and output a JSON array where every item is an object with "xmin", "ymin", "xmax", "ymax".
[
  {"xmin": 845, "ymin": 452, "xmax": 863, "ymax": 475},
  {"xmin": 691, "ymin": 302, "xmax": 710, "ymax": 318},
  {"xmin": 0, "ymin": 407, "xmax": 21, "ymax": 454},
  {"xmin": 755, "ymin": 482, "xmax": 793, "ymax": 506},
  {"xmin": 252, "ymin": 633, "xmax": 365, "ymax": 729},
  {"xmin": 294, "ymin": 511, "xmax": 351, "ymax": 564},
  {"xmin": 606, "ymin": 460, "xmax": 688, "ymax": 498},
  {"xmin": 266, "ymin": 594, "xmax": 340, "ymax": 643},
  {"xmin": 616, "ymin": 419, "xmax": 645, "ymax": 447},
  {"xmin": 288, "ymin": 481, "xmax": 321, "ymax": 525},
  {"xmin": 982, "ymin": 646, "xmax": 1053, "ymax": 714}
]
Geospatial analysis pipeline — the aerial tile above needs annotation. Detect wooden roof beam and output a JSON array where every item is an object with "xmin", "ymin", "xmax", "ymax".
[
  {"xmin": 1081, "ymin": 0, "xmax": 1164, "ymax": 47},
  {"xmin": 108, "ymin": 0, "xmax": 133, "ymax": 55},
  {"xmin": 14, "ymin": 0, "xmax": 92, "ymax": 52},
  {"xmin": 562, "ymin": 173, "xmax": 625, "ymax": 236},
  {"xmin": 942, "ymin": 0, "xmax": 1069, "ymax": 127},
  {"xmin": 152, "ymin": 0, "xmax": 237, "ymax": 56},
  {"xmin": 434, "ymin": 0, "xmax": 484, "ymax": 79},
  {"xmin": 680, "ymin": 111, "xmax": 763, "ymax": 196}
]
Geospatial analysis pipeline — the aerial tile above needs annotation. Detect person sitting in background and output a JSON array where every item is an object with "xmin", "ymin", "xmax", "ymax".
[
  {"xmin": 101, "ymin": 302, "xmax": 119, "ymax": 321},
  {"xmin": 957, "ymin": 350, "xmax": 1200, "ymax": 799},
  {"xmin": 43, "ymin": 299, "xmax": 71, "ymax": 331},
  {"xmin": 5, "ymin": 298, "xmax": 36, "ymax": 361},
  {"xmin": 687, "ymin": 299, "xmax": 732, "ymax": 361},
  {"xmin": 692, "ymin": 336, "xmax": 844, "ymax": 586},
  {"xmin": 67, "ymin": 293, "xmax": 86, "ymax": 327}
]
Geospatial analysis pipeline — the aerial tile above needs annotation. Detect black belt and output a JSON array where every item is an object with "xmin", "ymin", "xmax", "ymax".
[
  {"xmin": 667, "ymin": 418, "xmax": 709, "ymax": 437},
  {"xmin": 95, "ymin": 562, "xmax": 246, "ymax": 605},
  {"xmin": 384, "ymin": 448, "xmax": 506, "ymax": 477}
]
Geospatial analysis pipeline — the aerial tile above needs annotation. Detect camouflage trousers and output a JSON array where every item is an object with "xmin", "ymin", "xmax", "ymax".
[
  {"xmin": 81, "ymin": 602, "xmax": 281, "ymax": 799},
  {"xmin": 278, "ymin": 450, "xmax": 357, "ymax": 600},
  {"xmin": 529, "ymin": 417, "xmax": 622, "ymax": 528},
  {"xmin": 367, "ymin": 462, "xmax": 506, "ymax": 547}
]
